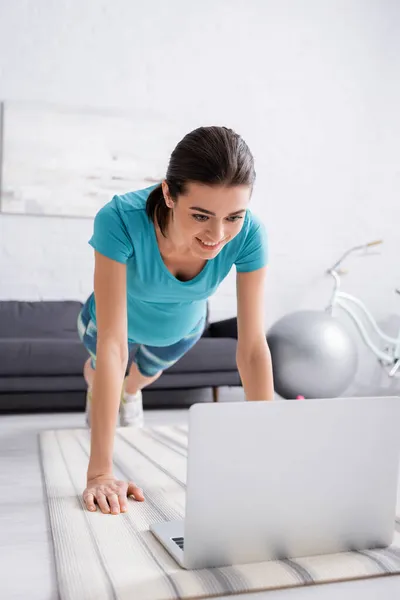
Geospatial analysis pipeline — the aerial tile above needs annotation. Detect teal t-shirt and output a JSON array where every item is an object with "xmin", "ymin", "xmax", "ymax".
[{"xmin": 88, "ymin": 185, "xmax": 268, "ymax": 347}]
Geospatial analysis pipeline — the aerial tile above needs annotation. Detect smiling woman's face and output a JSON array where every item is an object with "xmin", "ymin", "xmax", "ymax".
[{"xmin": 161, "ymin": 181, "xmax": 251, "ymax": 259}]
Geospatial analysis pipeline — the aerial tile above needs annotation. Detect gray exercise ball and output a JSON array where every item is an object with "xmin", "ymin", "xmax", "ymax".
[{"xmin": 267, "ymin": 310, "xmax": 358, "ymax": 399}]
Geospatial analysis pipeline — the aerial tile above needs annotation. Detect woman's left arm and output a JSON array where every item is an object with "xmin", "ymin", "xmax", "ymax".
[{"xmin": 236, "ymin": 266, "xmax": 274, "ymax": 401}]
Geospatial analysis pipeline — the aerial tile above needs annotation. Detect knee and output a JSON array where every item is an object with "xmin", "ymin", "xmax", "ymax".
[{"xmin": 83, "ymin": 357, "xmax": 95, "ymax": 387}]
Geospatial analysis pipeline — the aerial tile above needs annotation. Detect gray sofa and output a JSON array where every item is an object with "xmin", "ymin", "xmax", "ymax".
[{"xmin": 0, "ymin": 300, "xmax": 240, "ymax": 413}]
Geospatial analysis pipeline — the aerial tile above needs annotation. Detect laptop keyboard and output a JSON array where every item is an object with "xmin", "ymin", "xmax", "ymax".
[{"xmin": 172, "ymin": 536, "xmax": 184, "ymax": 550}]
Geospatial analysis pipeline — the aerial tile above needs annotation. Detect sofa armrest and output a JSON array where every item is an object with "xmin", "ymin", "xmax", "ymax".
[{"xmin": 208, "ymin": 317, "xmax": 238, "ymax": 339}]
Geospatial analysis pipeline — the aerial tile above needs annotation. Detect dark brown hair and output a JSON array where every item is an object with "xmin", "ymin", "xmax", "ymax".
[{"xmin": 146, "ymin": 126, "xmax": 256, "ymax": 237}]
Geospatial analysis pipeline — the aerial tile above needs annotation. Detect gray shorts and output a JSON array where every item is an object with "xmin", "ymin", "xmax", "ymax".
[{"xmin": 77, "ymin": 295, "xmax": 205, "ymax": 377}]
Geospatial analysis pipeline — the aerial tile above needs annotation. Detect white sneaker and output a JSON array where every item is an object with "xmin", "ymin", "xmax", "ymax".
[
  {"xmin": 119, "ymin": 385, "xmax": 144, "ymax": 428},
  {"xmin": 85, "ymin": 382, "xmax": 144, "ymax": 428}
]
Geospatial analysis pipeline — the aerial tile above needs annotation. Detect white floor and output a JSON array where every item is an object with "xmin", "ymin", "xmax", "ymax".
[{"xmin": 1, "ymin": 389, "xmax": 400, "ymax": 600}]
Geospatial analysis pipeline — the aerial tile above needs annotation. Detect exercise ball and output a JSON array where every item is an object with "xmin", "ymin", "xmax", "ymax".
[{"xmin": 267, "ymin": 310, "xmax": 358, "ymax": 399}]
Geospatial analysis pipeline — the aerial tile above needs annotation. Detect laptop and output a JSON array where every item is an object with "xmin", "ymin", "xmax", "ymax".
[{"xmin": 150, "ymin": 396, "xmax": 400, "ymax": 570}]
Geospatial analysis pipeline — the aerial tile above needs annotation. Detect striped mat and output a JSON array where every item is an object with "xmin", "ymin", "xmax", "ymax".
[{"xmin": 39, "ymin": 425, "xmax": 400, "ymax": 600}]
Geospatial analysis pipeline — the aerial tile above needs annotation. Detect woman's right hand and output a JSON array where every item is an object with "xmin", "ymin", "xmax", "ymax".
[{"xmin": 83, "ymin": 474, "xmax": 145, "ymax": 514}]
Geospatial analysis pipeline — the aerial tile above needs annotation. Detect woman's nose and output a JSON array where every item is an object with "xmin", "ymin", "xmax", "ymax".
[{"xmin": 208, "ymin": 221, "xmax": 224, "ymax": 242}]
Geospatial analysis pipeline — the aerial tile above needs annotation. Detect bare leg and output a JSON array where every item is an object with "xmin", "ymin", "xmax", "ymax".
[
  {"xmin": 83, "ymin": 357, "xmax": 162, "ymax": 394},
  {"xmin": 119, "ymin": 361, "xmax": 162, "ymax": 427},
  {"xmin": 84, "ymin": 357, "xmax": 95, "ymax": 388},
  {"xmin": 124, "ymin": 361, "xmax": 162, "ymax": 394}
]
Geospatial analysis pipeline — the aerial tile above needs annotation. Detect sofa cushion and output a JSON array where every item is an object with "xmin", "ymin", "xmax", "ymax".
[
  {"xmin": 0, "ymin": 339, "xmax": 88, "ymax": 376},
  {"xmin": 163, "ymin": 338, "xmax": 237, "ymax": 374},
  {"xmin": 208, "ymin": 316, "xmax": 238, "ymax": 339},
  {"xmin": 0, "ymin": 301, "xmax": 83, "ymax": 339}
]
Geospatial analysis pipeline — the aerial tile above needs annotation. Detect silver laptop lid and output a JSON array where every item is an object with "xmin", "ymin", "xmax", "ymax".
[{"xmin": 183, "ymin": 396, "xmax": 400, "ymax": 569}]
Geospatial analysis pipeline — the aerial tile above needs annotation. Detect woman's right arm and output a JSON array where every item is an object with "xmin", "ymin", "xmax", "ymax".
[
  {"xmin": 88, "ymin": 250, "xmax": 128, "ymax": 478},
  {"xmin": 83, "ymin": 251, "xmax": 144, "ymax": 514}
]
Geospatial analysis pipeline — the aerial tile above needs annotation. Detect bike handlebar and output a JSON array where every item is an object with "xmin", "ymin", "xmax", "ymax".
[{"xmin": 327, "ymin": 240, "xmax": 384, "ymax": 274}]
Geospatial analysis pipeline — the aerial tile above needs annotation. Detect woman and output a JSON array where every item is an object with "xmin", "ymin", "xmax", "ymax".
[{"xmin": 78, "ymin": 126, "xmax": 274, "ymax": 515}]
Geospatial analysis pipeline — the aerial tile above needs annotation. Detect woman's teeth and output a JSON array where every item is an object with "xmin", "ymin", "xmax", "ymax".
[{"xmin": 197, "ymin": 238, "xmax": 222, "ymax": 248}]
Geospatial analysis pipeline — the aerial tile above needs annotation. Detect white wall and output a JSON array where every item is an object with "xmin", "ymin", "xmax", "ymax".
[{"xmin": 0, "ymin": 0, "xmax": 399, "ymax": 394}]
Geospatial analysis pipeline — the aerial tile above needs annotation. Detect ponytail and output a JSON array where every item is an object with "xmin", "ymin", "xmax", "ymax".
[{"xmin": 145, "ymin": 184, "xmax": 170, "ymax": 238}]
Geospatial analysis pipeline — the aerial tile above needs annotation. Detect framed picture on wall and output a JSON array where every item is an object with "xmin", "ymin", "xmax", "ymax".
[{"xmin": 0, "ymin": 100, "xmax": 178, "ymax": 218}]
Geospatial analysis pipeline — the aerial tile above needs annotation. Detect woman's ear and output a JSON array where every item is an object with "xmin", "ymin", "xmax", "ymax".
[{"xmin": 161, "ymin": 181, "xmax": 174, "ymax": 208}]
